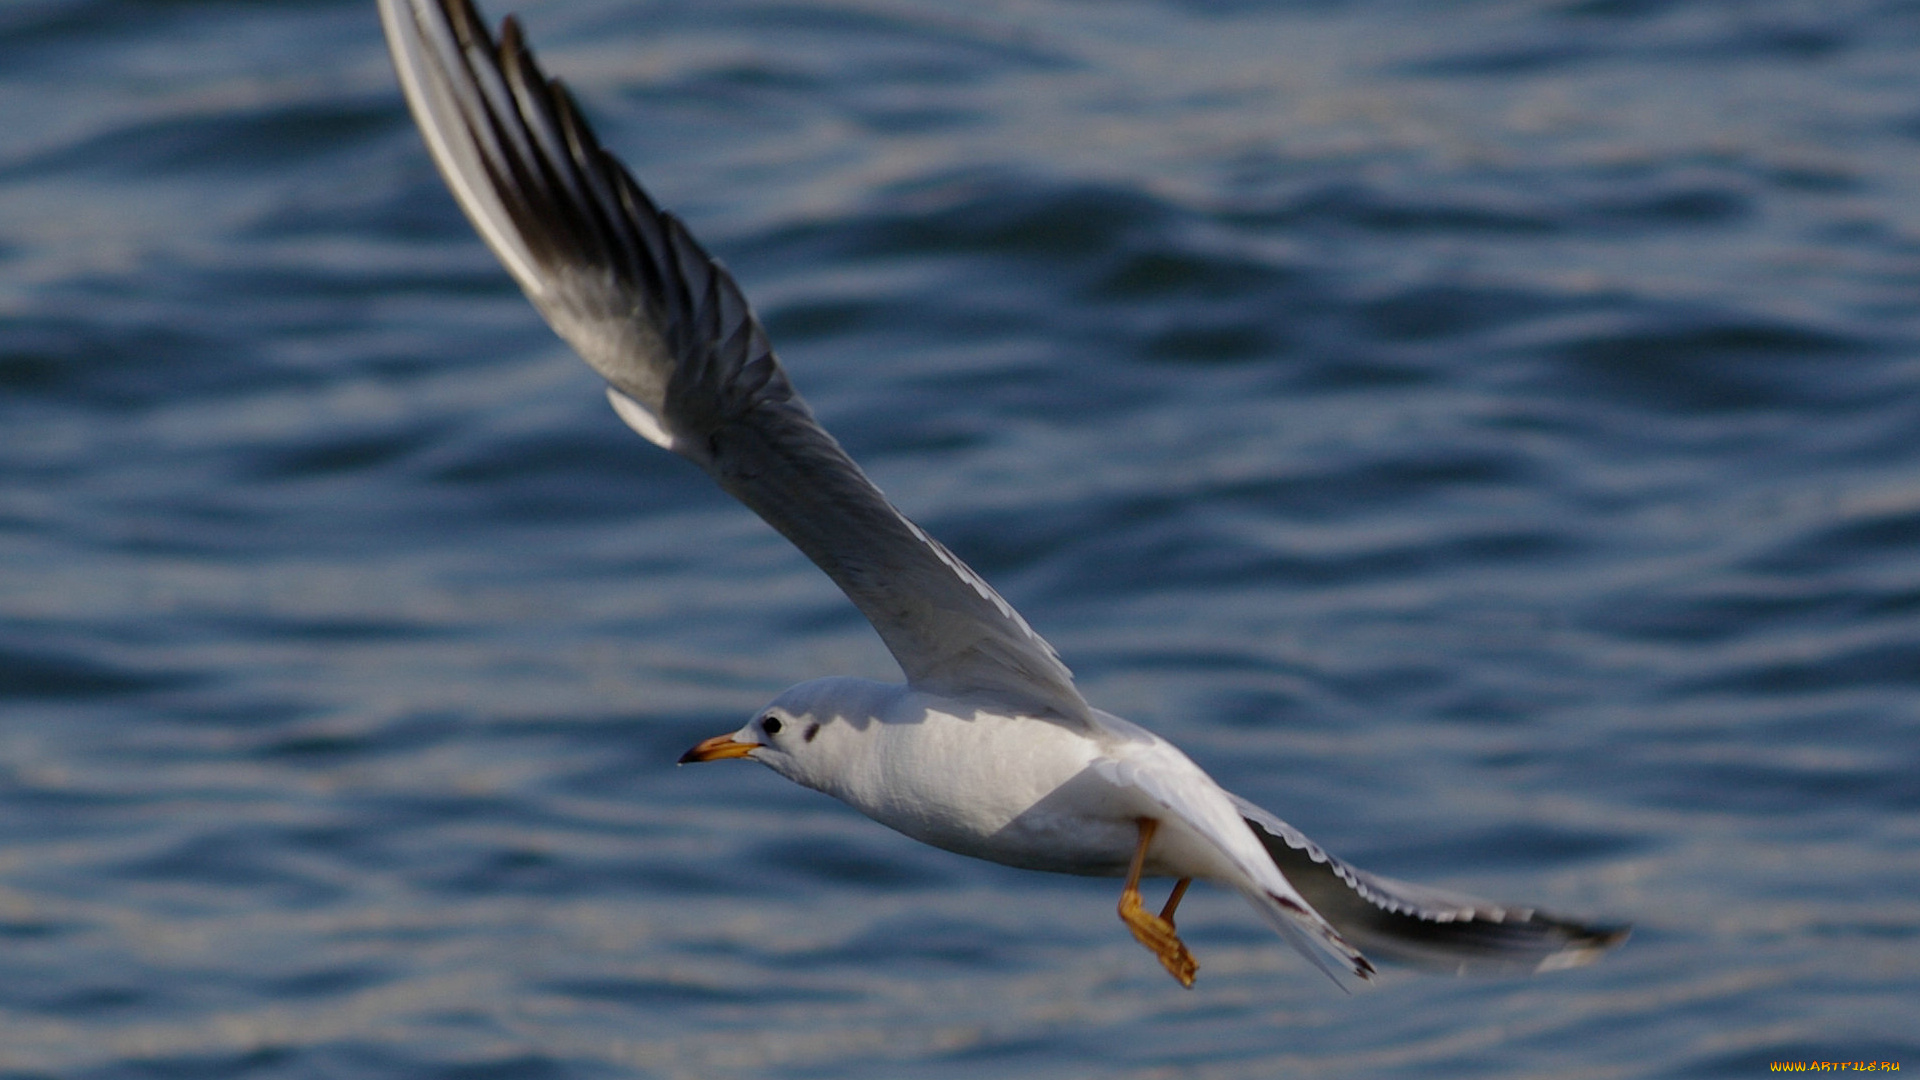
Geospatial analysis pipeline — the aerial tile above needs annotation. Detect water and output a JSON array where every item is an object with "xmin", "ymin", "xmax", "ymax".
[{"xmin": 3, "ymin": 0, "xmax": 1918, "ymax": 1076}]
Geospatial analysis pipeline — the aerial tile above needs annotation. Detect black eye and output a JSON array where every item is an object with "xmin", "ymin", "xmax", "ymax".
[{"xmin": 762, "ymin": 716, "xmax": 782, "ymax": 735}]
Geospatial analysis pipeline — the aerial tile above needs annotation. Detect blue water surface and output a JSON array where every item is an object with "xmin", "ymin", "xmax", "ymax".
[{"xmin": 2, "ymin": 0, "xmax": 1918, "ymax": 1076}]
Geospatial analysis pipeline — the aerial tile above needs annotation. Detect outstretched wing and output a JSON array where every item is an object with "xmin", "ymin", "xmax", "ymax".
[
  {"xmin": 379, "ymin": 0, "xmax": 1092, "ymax": 726},
  {"xmin": 1231, "ymin": 795, "xmax": 1631, "ymax": 975}
]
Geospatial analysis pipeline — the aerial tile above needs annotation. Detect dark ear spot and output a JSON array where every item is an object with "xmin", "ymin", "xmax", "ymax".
[{"xmin": 804, "ymin": 722, "xmax": 821, "ymax": 743}]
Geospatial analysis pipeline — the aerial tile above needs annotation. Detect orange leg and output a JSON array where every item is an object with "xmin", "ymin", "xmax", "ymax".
[
  {"xmin": 1117, "ymin": 818, "xmax": 1199, "ymax": 987},
  {"xmin": 1160, "ymin": 876, "xmax": 1193, "ymax": 924}
]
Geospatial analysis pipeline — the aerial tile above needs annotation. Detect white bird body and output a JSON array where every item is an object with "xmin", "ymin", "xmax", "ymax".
[
  {"xmin": 757, "ymin": 679, "xmax": 1274, "ymax": 886},
  {"xmin": 379, "ymin": 0, "xmax": 1629, "ymax": 989},
  {"xmin": 759, "ymin": 680, "xmax": 1131, "ymax": 873}
]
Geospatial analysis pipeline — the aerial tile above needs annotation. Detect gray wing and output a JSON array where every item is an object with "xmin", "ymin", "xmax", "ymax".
[
  {"xmin": 378, "ymin": 0, "xmax": 1093, "ymax": 726},
  {"xmin": 1230, "ymin": 794, "xmax": 1630, "ymax": 976}
]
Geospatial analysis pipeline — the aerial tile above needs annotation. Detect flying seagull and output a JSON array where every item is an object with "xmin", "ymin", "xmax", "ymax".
[{"xmin": 377, "ymin": 0, "xmax": 1628, "ymax": 988}]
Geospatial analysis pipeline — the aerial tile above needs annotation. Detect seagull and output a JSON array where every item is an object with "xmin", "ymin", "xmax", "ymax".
[{"xmin": 378, "ymin": 0, "xmax": 1629, "ymax": 988}]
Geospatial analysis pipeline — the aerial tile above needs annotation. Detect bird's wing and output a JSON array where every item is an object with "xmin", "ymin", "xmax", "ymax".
[
  {"xmin": 1087, "ymin": 725, "xmax": 1373, "ymax": 985},
  {"xmin": 1230, "ymin": 794, "xmax": 1631, "ymax": 975},
  {"xmin": 378, "ymin": 0, "xmax": 1094, "ymax": 727}
]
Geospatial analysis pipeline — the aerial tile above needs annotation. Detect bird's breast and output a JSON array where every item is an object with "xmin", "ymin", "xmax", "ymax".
[{"xmin": 826, "ymin": 706, "xmax": 1150, "ymax": 875}]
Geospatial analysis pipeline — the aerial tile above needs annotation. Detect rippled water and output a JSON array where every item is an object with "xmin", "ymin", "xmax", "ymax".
[{"xmin": 3, "ymin": 0, "xmax": 1918, "ymax": 1076}]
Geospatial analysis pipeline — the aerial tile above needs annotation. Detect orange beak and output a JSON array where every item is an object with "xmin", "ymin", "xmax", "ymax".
[{"xmin": 678, "ymin": 733, "xmax": 757, "ymax": 764}]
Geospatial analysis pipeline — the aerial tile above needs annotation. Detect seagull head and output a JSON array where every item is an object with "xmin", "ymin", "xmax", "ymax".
[{"xmin": 677, "ymin": 676, "xmax": 906, "ymax": 786}]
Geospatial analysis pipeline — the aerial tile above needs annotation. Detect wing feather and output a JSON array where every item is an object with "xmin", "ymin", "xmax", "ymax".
[
  {"xmin": 1231, "ymin": 795, "xmax": 1630, "ymax": 975},
  {"xmin": 380, "ymin": 0, "xmax": 1092, "ymax": 725}
]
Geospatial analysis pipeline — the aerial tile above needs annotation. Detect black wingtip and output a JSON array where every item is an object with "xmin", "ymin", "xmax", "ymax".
[
  {"xmin": 445, "ymin": 0, "xmax": 486, "ymax": 44},
  {"xmin": 1587, "ymin": 923, "xmax": 1632, "ymax": 948}
]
